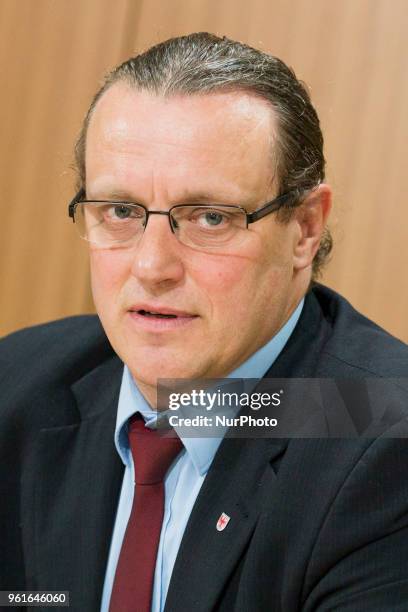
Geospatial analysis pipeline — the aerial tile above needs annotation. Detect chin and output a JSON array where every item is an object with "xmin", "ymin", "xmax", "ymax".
[{"xmin": 127, "ymin": 354, "xmax": 200, "ymax": 386}]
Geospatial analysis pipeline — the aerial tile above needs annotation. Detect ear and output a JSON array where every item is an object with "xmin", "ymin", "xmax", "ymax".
[{"xmin": 292, "ymin": 183, "xmax": 332, "ymax": 271}]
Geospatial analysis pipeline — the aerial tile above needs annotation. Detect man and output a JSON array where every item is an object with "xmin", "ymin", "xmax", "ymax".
[{"xmin": 1, "ymin": 32, "xmax": 408, "ymax": 612}]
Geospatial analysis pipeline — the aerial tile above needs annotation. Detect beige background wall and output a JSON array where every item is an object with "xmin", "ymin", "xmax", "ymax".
[{"xmin": 1, "ymin": 0, "xmax": 407, "ymax": 341}]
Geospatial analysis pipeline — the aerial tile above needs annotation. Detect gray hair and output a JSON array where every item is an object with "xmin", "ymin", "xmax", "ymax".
[{"xmin": 75, "ymin": 32, "xmax": 332, "ymax": 276}]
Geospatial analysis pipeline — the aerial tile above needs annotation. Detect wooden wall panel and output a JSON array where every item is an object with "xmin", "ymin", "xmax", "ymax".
[{"xmin": 1, "ymin": 0, "xmax": 407, "ymax": 341}]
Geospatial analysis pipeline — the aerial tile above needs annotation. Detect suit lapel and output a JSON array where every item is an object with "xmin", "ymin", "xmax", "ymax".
[
  {"xmin": 29, "ymin": 356, "xmax": 124, "ymax": 612},
  {"xmin": 164, "ymin": 436, "xmax": 287, "ymax": 612}
]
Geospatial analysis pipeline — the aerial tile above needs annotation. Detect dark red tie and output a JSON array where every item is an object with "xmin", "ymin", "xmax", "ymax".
[{"xmin": 109, "ymin": 415, "xmax": 183, "ymax": 612}]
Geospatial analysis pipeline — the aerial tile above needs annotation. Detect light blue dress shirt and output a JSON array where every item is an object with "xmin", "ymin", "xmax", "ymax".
[{"xmin": 100, "ymin": 299, "xmax": 303, "ymax": 612}]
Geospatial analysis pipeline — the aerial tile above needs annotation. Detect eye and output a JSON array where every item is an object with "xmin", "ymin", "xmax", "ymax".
[
  {"xmin": 112, "ymin": 204, "xmax": 132, "ymax": 219},
  {"xmin": 192, "ymin": 208, "xmax": 230, "ymax": 228},
  {"xmin": 201, "ymin": 211, "xmax": 225, "ymax": 226},
  {"xmin": 102, "ymin": 204, "xmax": 144, "ymax": 222}
]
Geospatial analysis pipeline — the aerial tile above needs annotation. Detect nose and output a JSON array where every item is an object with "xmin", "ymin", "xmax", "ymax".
[{"xmin": 130, "ymin": 212, "xmax": 185, "ymax": 290}]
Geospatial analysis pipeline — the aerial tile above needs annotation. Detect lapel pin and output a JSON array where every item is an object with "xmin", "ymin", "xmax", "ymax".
[{"xmin": 216, "ymin": 512, "xmax": 231, "ymax": 531}]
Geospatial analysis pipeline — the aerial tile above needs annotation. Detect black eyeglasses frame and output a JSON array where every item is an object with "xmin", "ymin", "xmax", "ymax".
[{"xmin": 68, "ymin": 188, "xmax": 298, "ymax": 230}]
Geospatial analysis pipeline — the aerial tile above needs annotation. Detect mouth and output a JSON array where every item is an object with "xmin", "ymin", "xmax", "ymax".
[
  {"xmin": 128, "ymin": 305, "xmax": 198, "ymax": 329},
  {"xmin": 137, "ymin": 309, "xmax": 179, "ymax": 319}
]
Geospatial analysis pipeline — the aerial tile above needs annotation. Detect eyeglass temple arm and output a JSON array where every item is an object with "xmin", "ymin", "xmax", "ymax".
[
  {"xmin": 68, "ymin": 188, "xmax": 86, "ymax": 220},
  {"xmin": 246, "ymin": 192, "xmax": 297, "ymax": 223}
]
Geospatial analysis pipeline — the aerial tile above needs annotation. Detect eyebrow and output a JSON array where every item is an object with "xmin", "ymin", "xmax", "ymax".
[
  {"xmin": 86, "ymin": 189, "xmax": 136, "ymax": 201},
  {"xmin": 86, "ymin": 189, "xmax": 247, "ymax": 206},
  {"xmin": 175, "ymin": 192, "xmax": 239, "ymax": 205}
]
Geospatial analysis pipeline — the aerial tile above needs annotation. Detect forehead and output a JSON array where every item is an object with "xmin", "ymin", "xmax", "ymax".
[{"xmin": 85, "ymin": 83, "xmax": 278, "ymax": 201}]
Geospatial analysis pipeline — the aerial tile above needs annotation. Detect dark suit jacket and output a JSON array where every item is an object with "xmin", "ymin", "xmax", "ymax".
[{"xmin": 1, "ymin": 284, "xmax": 408, "ymax": 611}]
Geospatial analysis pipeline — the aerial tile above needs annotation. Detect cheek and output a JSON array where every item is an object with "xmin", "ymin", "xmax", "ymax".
[
  {"xmin": 89, "ymin": 250, "xmax": 130, "ymax": 308},
  {"xmin": 189, "ymin": 247, "xmax": 281, "ymax": 317},
  {"xmin": 192, "ymin": 231, "xmax": 294, "ymax": 322}
]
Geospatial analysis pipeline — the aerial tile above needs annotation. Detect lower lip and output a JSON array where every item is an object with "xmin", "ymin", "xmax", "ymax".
[{"xmin": 128, "ymin": 311, "xmax": 198, "ymax": 331}]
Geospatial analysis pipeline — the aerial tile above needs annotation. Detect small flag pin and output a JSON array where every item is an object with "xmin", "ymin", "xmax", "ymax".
[{"xmin": 216, "ymin": 512, "xmax": 231, "ymax": 531}]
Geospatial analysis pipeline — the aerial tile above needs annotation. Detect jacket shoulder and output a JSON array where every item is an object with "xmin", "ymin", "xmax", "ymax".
[
  {"xmin": 1, "ymin": 315, "xmax": 111, "ymax": 365},
  {"xmin": 312, "ymin": 284, "xmax": 408, "ymax": 377},
  {"xmin": 1, "ymin": 314, "xmax": 103, "ymax": 344},
  {"xmin": 0, "ymin": 316, "xmax": 115, "ymax": 410}
]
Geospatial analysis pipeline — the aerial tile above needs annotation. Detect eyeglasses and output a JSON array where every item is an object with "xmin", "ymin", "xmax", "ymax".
[{"xmin": 68, "ymin": 188, "xmax": 297, "ymax": 251}]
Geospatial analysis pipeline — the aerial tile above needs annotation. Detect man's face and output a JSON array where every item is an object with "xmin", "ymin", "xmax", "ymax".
[{"xmin": 86, "ymin": 83, "xmax": 307, "ymax": 401}]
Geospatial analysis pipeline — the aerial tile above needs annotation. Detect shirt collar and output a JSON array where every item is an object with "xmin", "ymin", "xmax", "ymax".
[{"xmin": 114, "ymin": 298, "xmax": 304, "ymax": 475}]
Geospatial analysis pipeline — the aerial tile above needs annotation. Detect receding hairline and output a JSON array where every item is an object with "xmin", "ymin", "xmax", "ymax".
[{"xmin": 83, "ymin": 79, "xmax": 282, "ymax": 191}]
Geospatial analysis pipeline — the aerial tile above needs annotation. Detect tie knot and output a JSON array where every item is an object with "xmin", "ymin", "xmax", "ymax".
[{"xmin": 128, "ymin": 415, "xmax": 183, "ymax": 484}]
